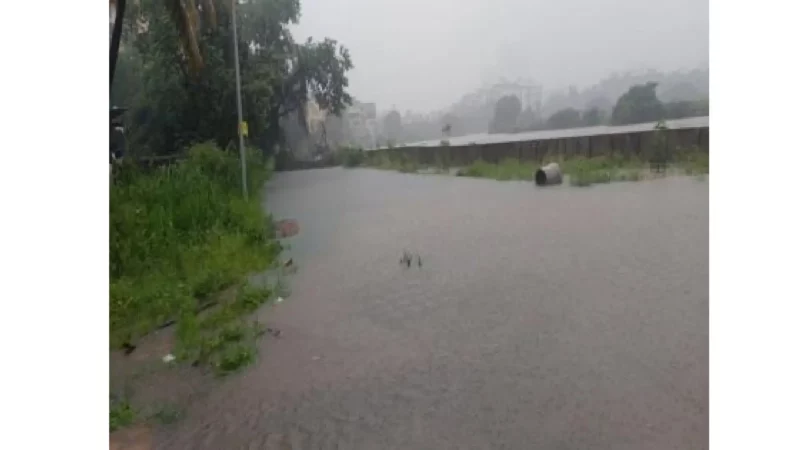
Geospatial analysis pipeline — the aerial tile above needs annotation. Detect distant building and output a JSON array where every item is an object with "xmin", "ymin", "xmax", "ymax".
[
  {"xmin": 345, "ymin": 101, "xmax": 378, "ymax": 149},
  {"xmin": 455, "ymin": 80, "xmax": 543, "ymax": 114}
]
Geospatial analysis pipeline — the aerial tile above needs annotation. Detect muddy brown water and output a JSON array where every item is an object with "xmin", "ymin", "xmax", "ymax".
[{"xmin": 151, "ymin": 168, "xmax": 708, "ymax": 449}]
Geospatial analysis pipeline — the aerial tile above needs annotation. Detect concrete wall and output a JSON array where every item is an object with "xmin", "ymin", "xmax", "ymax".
[{"xmin": 368, "ymin": 126, "xmax": 709, "ymax": 166}]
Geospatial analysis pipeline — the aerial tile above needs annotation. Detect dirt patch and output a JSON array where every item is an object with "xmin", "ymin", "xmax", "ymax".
[
  {"xmin": 110, "ymin": 323, "xmax": 216, "ymax": 432},
  {"xmin": 110, "ymin": 425, "xmax": 153, "ymax": 450}
]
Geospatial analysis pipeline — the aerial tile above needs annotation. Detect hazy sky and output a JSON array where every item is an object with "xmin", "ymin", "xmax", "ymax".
[{"xmin": 291, "ymin": 0, "xmax": 708, "ymax": 113}]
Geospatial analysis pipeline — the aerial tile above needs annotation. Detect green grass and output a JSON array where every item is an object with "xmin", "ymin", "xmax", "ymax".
[
  {"xmin": 457, "ymin": 159, "xmax": 537, "ymax": 181},
  {"xmin": 173, "ymin": 283, "xmax": 273, "ymax": 376},
  {"xmin": 111, "ymin": 400, "xmax": 186, "ymax": 429},
  {"xmin": 364, "ymin": 152, "xmax": 420, "ymax": 173},
  {"xmin": 557, "ymin": 154, "xmax": 643, "ymax": 175},
  {"xmin": 674, "ymin": 146, "xmax": 710, "ymax": 175},
  {"xmin": 362, "ymin": 147, "xmax": 708, "ymax": 187},
  {"xmin": 111, "ymin": 141, "xmax": 281, "ymax": 365},
  {"xmin": 557, "ymin": 155, "xmax": 645, "ymax": 187},
  {"xmin": 336, "ymin": 146, "xmax": 366, "ymax": 167},
  {"xmin": 110, "ymin": 143, "xmax": 285, "ymax": 433}
]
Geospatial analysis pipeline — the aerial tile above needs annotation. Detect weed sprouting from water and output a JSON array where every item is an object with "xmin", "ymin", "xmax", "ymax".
[
  {"xmin": 110, "ymin": 399, "xmax": 136, "ymax": 432},
  {"xmin": 213, "ymin": 343, "xmax": 257, "ymax": 376},
  {"xmin": 458, "ymin": 159, "xmax": 536, "ymax": 181},
  {"xmin": 151, "ymin": 404, "xmax": 186, "ymax": 425},
  {"xmin": 172, "ymin": 281, "xmax": 277, "ymax": 376}
]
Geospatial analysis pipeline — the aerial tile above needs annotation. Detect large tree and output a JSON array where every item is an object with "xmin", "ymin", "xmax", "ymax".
[
  {"xmin": 611, "ymin": 82, "xmax": 665, "ymax": 125},
  {"xmin": 113, "ymin": 0, "xmax": 353, "ymax": 157},
  {"xmin": 664, "ymin": 99, "xmax": 709, "ymax": 120},
  {"xmin": 546, "ymin": 108, "xmax": 582, "ymax": 130},
  {"xmin": 489, "ymin": 95, "xmax": 522, "ymax": 134},
  {"xmin": 581, "ymin": 108, "xmax": 606, "ymax": 126}
]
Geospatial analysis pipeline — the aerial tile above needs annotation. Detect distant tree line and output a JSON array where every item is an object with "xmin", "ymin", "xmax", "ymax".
[
  {"xmin": 373, "ymin": 69, "xmax": 708, "ymax": 145},
  {"xmin": 487, "ymin": 81, "xmax": 708, "ymax": 134}
]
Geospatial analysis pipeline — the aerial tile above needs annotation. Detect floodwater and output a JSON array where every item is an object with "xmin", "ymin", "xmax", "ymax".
[
  {"xmin": 156, "ymin": 168, "xmax": 708, "ymax": 449},
  {"xmin": 392, "ymin": 116, "xmax": 709, "ymax": 148}
]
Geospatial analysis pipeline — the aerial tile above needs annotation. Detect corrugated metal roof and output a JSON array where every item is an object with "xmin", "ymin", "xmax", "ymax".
[{"xmin": 375, "ymin": 116, "xmax": 708, "ymax": 150}]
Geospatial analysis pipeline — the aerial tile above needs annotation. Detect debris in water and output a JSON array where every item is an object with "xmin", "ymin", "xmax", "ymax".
[
  {"xmin": 311, "ymin": 356, "xmax": 321, "ymax": 361},
  {"xmin": 400, "ymin": 251, "xmax": 423, "ymax": 269},
  {"xmin": 162, "ymin": 353, "xmax": 176, "ymax": 364},
  {"xmin": 275, "ymin": 219, "xmax": 299, "ymax": 238},
  {"xmin": 400, "ymin": 251, "xmax": 412, "ymax": 267},
  {"xmin": 266, "ymin": 327, "xmax": 282, "ymax": 338},
  {"xmin": 122, "ymin": 342, "xmax": 137, "ymax": 355},
  {"xmin": 281, "ymin": 258, "xmax": 298, "ymax": 274}
]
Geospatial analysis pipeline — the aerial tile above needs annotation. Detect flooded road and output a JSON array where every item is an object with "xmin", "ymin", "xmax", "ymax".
[{"xmin": 156, "ymin": 168, "xmax": 708, "ymax": 449}]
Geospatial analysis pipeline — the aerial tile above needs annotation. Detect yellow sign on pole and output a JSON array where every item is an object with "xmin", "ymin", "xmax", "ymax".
[{"xmin": 239, "ymin": 121, "xmax": 249, "ymax": 137}]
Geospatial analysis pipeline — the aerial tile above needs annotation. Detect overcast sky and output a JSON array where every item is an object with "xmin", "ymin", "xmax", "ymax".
[{"xmin": 291, "ymin": 0, "xmax": 708, "ymax": 113}]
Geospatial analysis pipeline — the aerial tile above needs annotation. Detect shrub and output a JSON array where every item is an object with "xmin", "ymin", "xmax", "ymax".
[{"xmin": 337, "ymin": 146, "xmax": 365, "ymax": 167}]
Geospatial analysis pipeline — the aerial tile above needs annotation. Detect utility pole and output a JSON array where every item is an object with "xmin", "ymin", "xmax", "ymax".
[{"xmin": 231, "ymin": 0, "xmax": 248, "ymax": 199}]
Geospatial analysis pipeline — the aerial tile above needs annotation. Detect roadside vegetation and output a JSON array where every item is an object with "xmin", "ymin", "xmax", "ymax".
[
  {"xmin": 109, "ymin": 142, "xmax": 289, "ymax": 432},
  {"xmin": 350, "ymin": 120, "xmax": 707, "ymax": 186},
  {"xmin": 336, "ymin": 145, "xmax": 366, "ymax": 167},
  {"xmin": 356, "ymin": 145, "xmax": 708, "ymax": 187},
  {"xmin": 110, "ymin": 0, "xmax": 356, "ymax": 434},
  {"xmin": 110, "ymin": 143, "xmax": 281, "ymax": 363},
  {"xmin": 560, "ymin": 155, "xmax": 645, "ymax": 186},
  {"xmin": 456, "ymin": 159, "xmax": 536, "ymax": 181}
]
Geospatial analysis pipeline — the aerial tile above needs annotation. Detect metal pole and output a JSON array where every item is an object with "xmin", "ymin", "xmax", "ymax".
[{"xmin": 231, "ymin": 0, "xmax": 248, "ymax": 199}]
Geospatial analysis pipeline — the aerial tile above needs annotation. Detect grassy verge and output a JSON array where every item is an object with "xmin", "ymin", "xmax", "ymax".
[
  {"xmin": 174, "ymin": 282, "xmax": 276, "ymax": 376},
  {"xmin": 455, "ymin": 158, "xmax": 537, "ymax": 181},
  {"xmin": 352, "ymin": 146, "xmax": 708, "ymax": 187},
  {"xmin": 336, "ymin": 146, "xmax": 366, "ymax": 167},
  {"xmin": 110, "ymin": 143, "xmax": 285, "ymax": 431},
  {"xmin": 110, "ymin": 142, "xmax": 281, "ymax": 367},
  {"xmin": 363, "ymin": 151, "xmax": 421, "ymax": 173},
  {"xmin": 109, "ymin": 398, "xmax": 188, "ymax": 431},
  {"xmin": 674, "ymin": 146, "xmax": 710, "ymax": 175},
  {"xmin": 558, "ymin": 155, "xmax": 646, "ymax": 187}
]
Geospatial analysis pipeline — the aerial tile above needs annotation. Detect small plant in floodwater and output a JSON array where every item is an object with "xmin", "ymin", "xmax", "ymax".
[
  {"xmin": 338, "ymin": 146, "xmax": 366, "ymax": 167},
  {"xmin": 151, "ymin": 404, "xmax": 185, "ymax": 425},
  {"xmin": 171, "ymin": 279, "xmax": 279, "ymax": 372},
  {"xmin": 110, "ymin": 399, "xmax": 136, "ymax": 432},
  {"xmin": 213, "ymin": 343, "xmax": 256, "ymax": 376},
  {"xmin": 236, "ymin": 283, "xmax": 273, "ymax": 314}
]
